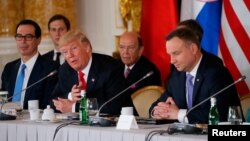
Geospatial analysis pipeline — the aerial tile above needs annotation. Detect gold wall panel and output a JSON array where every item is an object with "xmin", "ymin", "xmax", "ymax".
[
  {"xmin": 24, "ymin": 0, "xmax": 77, "ymax": 37},
  {"xmin": 0, "ymin": 0, "xmax": 77, "ymax": 37},
  {"xmin": 0, "ymin": 0, "xmax": 24, "ymax": 37},
  {"xmin": 120, "ymin": 0, "xmax": 141, "ymax": 32}
]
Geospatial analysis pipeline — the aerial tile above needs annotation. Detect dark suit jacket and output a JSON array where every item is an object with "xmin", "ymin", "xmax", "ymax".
[
  {"xmin": 42, "ymin": 50, "xmax": 61, "ymax": 68},
  {"xmin": 1, "ymin": 54, "xmax": 58, "ymax": 109},
  {"xmin": 149, "ymin": 51, "xmax": 241, "ymax": 124},
  {"xmin": 42, "ymin": 50, "xmax": 54, "ymax": 60},
  {"xmin": 119, "ymin": 56, "xmax": 162, "ymax": 115},
  {"xmin": 51, "ymin": 53, "xmax": 126, "ymax": 115}
]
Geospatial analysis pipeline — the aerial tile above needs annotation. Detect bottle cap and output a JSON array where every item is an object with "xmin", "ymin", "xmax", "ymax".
[
  {"xmin": 80, "ymin": 90, "xmax": 86, "ymax": 97},
  {"xmin": 210, "ymin": 97, "xmax": 216, "ymax": 103}
]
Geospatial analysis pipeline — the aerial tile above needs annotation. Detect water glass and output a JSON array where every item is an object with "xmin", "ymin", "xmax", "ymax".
[
  {"xmin": 246, "ymin": 108, "xmax": 250, "ymax": 122},
  {"xmin": 227, "ymin": 106, "xmax": 243, "ymax": 125},
  {"xmin": 87, "ymin": 98, "xmax": 98, "ymax": 116},
  {"xmin": 0, "ymin": 91, "xmax": 8, "ymax": 104}
]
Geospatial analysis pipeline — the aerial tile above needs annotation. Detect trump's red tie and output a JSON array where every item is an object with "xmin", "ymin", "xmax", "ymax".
[{"xmin": 78, "ymin": 71, "xmax": 87, "ymax": 90}]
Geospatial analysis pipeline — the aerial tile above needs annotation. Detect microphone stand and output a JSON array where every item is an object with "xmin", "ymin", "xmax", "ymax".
[
  {"xmin": 0, "ymin": 70, "xmax": 57, "ymax": 120},
  {"xmin": 89, "ymin": 71, "xmax": 154, "ymax": 126}
]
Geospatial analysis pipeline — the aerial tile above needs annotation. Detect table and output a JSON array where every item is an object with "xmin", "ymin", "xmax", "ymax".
[{"xmin": 0, "ymin": 114, "xmax": 207, "ymax": 141}]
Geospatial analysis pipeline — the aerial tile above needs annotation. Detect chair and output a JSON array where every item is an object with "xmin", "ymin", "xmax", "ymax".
[
  {"xmin": 131, "ymin": 85, "xmax": 165, "ymax": 118},
  {"xmin": 240, "ymin": 94, "xmax": 250, "ymax": 120}
]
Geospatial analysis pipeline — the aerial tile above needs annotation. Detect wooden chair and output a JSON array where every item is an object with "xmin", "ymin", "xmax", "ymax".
[
  {"xmin": 240, "ymin": 94, "xmax": 250, "ymax": 120},
  {"xmin": 131, "ymin": 85, "xmax": 165, "ymax": 118}
]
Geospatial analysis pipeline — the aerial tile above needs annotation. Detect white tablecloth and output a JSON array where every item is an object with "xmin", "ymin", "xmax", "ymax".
[{"xmin": 0, "ymin": 116, "xmax": 207, "ymax": 141}]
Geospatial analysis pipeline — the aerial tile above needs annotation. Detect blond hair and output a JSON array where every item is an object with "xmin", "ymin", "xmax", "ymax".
[{"xmin": 58, "ymin": 30, "xmax": 91, "ymax": 48}]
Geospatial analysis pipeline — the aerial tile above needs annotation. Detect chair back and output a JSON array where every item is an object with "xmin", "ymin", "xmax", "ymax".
[
  {"xmin": 240, "ymin": 94, "xmax": 250, "ymax": 120},
  {"xmin": 131, "ymin": 85, "xmax": 165, "ymax": 118}
]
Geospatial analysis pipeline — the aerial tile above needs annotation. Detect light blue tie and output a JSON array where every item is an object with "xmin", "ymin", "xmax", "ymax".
[
  {"xmin": 12, "ymin": 64, "xmax": 26, "ymax": 102},
  {"xmin": 186, "ymin": 74, "xmax": 194, "ymax": 109}
]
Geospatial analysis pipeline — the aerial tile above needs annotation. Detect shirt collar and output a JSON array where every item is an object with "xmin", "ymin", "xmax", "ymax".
[
  {"xmin": 125, "ymin": 64, "xmax": 135, "ymax": 70},
  {"xmin": 79, "ymin": 56, "xmax": 92, "ymax": 77},
  {"xmin": 187, "ymin": 55, "xmax": 203, "ymax": 77},
  {"xmin": 21, "ymin": 52, "xmax": 39, "ymax": 72}
]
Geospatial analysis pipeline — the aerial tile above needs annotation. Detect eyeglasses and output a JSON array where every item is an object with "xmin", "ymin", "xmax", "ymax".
[{"xmin": 15, "ymin": 34, "xmax": 36, "ymax": 41}]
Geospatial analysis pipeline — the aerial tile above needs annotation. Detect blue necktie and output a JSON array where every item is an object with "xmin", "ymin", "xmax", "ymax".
[
  {"xmin": 186, "ymin": 74, "xmax": 194, "ymax": 109},
  {"xmin": 12, "ymin": 64, "xmax": 26, "ymax": 102}
]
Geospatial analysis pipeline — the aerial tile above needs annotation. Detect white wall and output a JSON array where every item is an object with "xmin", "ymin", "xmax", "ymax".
[{"xmin": 76, "ymin": 0, "xmax": 125, "ymax": 56}]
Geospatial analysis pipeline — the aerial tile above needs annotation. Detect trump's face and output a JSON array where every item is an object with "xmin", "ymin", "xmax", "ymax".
[{"xmin": 60, "ymin": 39, "xmax": 91, "ymax": 71}]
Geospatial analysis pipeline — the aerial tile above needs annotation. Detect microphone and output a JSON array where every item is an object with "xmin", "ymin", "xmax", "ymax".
[
  {"xmin": 168, "ymin": 75, "xmax": 246, "ymax": 134},
  {"xmin": 0, "ymin": 70, "xmax": 58, "ymax": 120},
  {"xmin": 89, "ymin": 71, "xmax": 154, "ymax": 126}
]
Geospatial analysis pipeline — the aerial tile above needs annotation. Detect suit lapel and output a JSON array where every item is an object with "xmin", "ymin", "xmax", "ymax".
[
  {"xmin": 48, "ymin": 51, "xmax": 54, "ymax": 60},
  {"xmin": 10, "ymin": 60, "xmax": 22, "ymax": 96},
  {"xmin": 180, "ymin": 72, "xmax": 188, "ymax": 107},
  {"xmin": 27, "ymin": 55, "xmax": 42, "ymax": 86},
  {"xmin": 86, "ymin": 57, "xmax": 98, "ymax": 93},
  {"xmin": 193, "ymin": 74, "xmax": 203, "ymax": 102},
  {"xmin": 192, "ymin": 55, "xmax": 207, "ymax": 104}
]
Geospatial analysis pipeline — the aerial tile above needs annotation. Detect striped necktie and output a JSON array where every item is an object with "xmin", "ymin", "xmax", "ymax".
[
  {"xmin": 12, "ymin": 64, "xmax": 26, "ymax": 102},
  {"xmin": 124, "ymin": 67, "xmax": 131, "ymax": 78}
]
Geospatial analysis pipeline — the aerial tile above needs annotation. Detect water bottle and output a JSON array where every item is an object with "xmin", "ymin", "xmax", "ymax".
[
  {"xmin": 79, "ymin": 90, "xmax": 88, "ymax": 124},
  {"xmin": 208, "ymin": 97, "xmax": 219, "ymax": 125}
]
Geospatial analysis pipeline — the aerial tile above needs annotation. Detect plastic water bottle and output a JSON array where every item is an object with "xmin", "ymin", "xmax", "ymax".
[
  {"xmin": 208, "ymin": 97, "xmax": 219, "ymax": 125},
  {"xmin": 79, "ymin": 90, "xmax": 88, "ymax": 124}
]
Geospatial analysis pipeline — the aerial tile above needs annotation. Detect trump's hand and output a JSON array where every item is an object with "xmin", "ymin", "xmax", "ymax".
[
  {"xmin": 53, "ymin": 97, "xmax": 74, "ymax": 113},
  {"xmin": 70, "ymin": 82, "xmax": 83, "ymax": 102}
]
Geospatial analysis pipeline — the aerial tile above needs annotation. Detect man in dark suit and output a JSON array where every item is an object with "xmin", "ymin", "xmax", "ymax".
[
  {"xmin": 52, "ymin": 30, "xmax": 126, "ymax": 115},
  {"xmin": 118, "ymin": 32, "xmax": 162, "ymax": 115},
  {"xmin": 42, "ymin": 14, "xmax": 70, "ymax": 66},
  {"xmin": 149, "ymin": 28, "xmax": 241, "ymax": 124},
  {"xmin": 1, "ymin": 19, "xmax": 58, "ymax": 109}
]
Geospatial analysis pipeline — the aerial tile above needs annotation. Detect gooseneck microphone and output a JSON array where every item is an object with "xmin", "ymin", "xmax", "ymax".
[
  {"xmin": 168, "ymin": 75, "xmax": 246, "ymax": 134},
  {"xmin": 0, "ymin": 70, "xmax": 58, "ymax": 120},
  {"xmin": 89, "ymin": 71, "xmax": 154, "ymax": 126}
]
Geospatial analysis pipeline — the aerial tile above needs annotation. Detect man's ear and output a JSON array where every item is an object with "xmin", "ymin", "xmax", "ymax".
[
  {"xmin": 139, "ymin": 46, "xmax": 144, "ymax": 56},
  {"xmin": 190, "ymin": 43, "xmax": 199, "ymax": 54}
]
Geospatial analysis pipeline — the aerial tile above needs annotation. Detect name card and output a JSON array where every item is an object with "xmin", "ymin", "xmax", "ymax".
[{"xmin": 116, "ymin": 115, "xmax": 138, "ymax": 130}]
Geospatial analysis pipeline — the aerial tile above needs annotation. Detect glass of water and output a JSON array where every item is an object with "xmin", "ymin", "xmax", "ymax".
[
  {"xmin": 227, "ymin": 106, "xmax": 243, "ymax": 125},
  {"xmin": 87, "ymin": 98, "xmax": 99, "ymax": 116},
  {"xmin": 0, "ymin": 91, "xmax": 8, "ymax": 104}
]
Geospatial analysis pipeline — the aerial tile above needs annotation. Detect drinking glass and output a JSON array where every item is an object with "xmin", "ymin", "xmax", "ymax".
[
  {"xmin": 227, "ymin": 106, "xmax": 243, "ymax": 125},
  {"xmin": 0, "ymin": 91, "xmax": 8, "ymax": 104},
  {"xmin": 87, "ymin": 98, "xmax": 99, "ymax": 116}
]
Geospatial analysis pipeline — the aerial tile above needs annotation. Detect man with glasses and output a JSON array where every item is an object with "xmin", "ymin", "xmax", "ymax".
[
  {"xmin": 43, "ymin": 14, "xmax": 70, "ymax": 66},
  {"xmin": 1, "ymin": 19, "xmax": 58, "ymax": 110}
]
